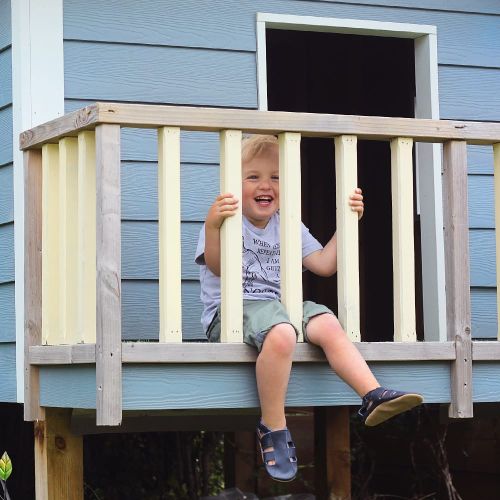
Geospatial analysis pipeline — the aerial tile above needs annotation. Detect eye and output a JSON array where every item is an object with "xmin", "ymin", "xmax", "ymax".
[
  {"xmin": 271, "ymin": 175, "xmax": 279, "ymax": 181},
  {"xmin": 247, "ymin": 174, "xmax": 258, "ymax": 180}
]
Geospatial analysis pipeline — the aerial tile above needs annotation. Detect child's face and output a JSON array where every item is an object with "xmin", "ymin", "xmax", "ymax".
[{"xmin": 242, "ymin": 148, "xmax": 279, "ymax": 228}]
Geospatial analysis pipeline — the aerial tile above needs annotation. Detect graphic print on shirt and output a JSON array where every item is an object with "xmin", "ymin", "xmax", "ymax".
[{"xmin": 242, "ymin": 236, "xmax": 280, "ymax": 296}]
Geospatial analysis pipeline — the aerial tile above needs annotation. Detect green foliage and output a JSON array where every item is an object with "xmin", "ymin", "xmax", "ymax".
[{"xmin": 0, "ymin": 452, "xmax": 12, "ymax": 482}]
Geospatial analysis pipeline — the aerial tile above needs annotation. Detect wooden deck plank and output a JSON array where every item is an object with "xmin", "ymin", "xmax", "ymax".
[
  {"xmin": 20, "ymin": 102, "xmax": 500, "ymax": 150},
  {"xmin": 443, "ymin": 140, "xmax": 473, "ymax": 418},
  {"xmin": 95, "ymin": 124, "xmax": 122, "ymax": 426}
]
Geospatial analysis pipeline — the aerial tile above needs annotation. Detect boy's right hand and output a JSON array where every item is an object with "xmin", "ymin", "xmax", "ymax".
[{"xmin": 206, "ymin": 193, "xmax": 239, "ymax": 230}]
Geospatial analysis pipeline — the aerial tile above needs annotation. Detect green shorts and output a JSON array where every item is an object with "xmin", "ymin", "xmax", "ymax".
[{"xmin": 206, "ymin": 299, "xmax": 334, "ymax": 352}]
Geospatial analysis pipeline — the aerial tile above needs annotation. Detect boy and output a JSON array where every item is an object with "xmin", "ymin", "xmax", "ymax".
[{"xmin": 195, "ymin": 135, "xmax": 423, "ymax": 482}]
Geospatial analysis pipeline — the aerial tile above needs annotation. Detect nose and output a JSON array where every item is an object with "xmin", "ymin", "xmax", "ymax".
[{"xmin": 258, "ymin": 178, "xmax": 271, "ymax": 189}]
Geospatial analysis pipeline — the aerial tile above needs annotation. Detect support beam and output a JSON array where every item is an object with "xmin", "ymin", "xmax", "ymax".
[
  {"xmin": 279, "ymin": 132, "xmax": 303, "ymax": 341},
  {"xmin": 219, "ymin": 130, "xmax": 243, "ymax": 343},
  {"xmin": 95, "ymin": 124, "xmax": 122, "ymax": 426},
  {"xmin": 34, "ymin": 408, "xmax": 83, "ymax": 500},
  {"xmin": 442, "ymin": 140, "xmax": 473, "ymax": 418},
  {"xmin": 24, "ymin": 149, "xmax": 44, "ymax": 421},
  {"xmin": 315, "ymin": 406, "xmax": 351, "ymax": 500},
  {"xmin": 335, "ymin": 135, "xmax": 360, "ymax": 341},
  {"xmin": 158, "ymin": 127, "xmax": 182, "ymax": 342}
]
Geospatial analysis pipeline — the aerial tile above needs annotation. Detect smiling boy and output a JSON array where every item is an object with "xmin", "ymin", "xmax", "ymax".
[{"xmin": 195, "ymin": 135, "xmax": 423, "ymax": 482}]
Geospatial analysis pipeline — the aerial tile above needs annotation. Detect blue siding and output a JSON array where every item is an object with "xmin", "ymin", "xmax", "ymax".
[
  {"xmin": 0, "ymin": 1, "xmax": 11, "ymax": 51},
  {"xmin": 0, "ymin": 48, "xmax": 12, "ymax": 108},
  {"xmin": 0, "ymin": 224, "xmax": 14, "ymax": 284},
  {"xmin": 472, "ymin": 362, "xmax": 500, "ymax": 402},
  {"xmin": 0, "ymin": 343, "xmax": 16, "ymax": 402},
  {"xmin": 0, "ymin": 282, "xmax": 15, "ymax": 342},
  {"xmin": 0, "ymin": 164, "xmax": 13, "ymax": 224},
  {"xmin": 39, "ymin": 361, "xmax": 451, "ymax": 409},
  {"xmin": 0, "ymin": 106, "xmax": 12, "ymax": 166},
  {"xmin": 471, "ymin": 289, "xmax": 497, "ymax": 339}
]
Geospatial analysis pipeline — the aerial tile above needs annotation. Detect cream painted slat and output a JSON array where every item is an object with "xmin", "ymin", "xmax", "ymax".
[
  {"xmin": 335, "ymin": 136, "xmax": 360, "ymax": 341},
  {"xmin": 77, "ymin": 131, "xmax": 96, "ymax": 344},
  {"xmin": 42, "ymin": 144, "xmax": 60, "ymax": 345},
  {"xmin": 279, "ymin": 133, "xmax": 303, "ymax": 341},
  {"xmin": 158, "ymin": 127, "xmax": 182, "ymax": 342},
  {"xmin": 219, "ymin": 130, "xmax": 243, "ymax": 343},
  {"xmin": 390, "ymin": 138, "xmax": 416, "ymax": 342},
  {"xmin": 59, "ymin": 138, "xmax": 79, "ymax": 344},
  {"xmin": 494, "ymin": 143, "xmax": 500, "ymax": 341}
]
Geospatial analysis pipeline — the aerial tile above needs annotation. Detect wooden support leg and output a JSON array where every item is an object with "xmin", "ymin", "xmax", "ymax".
[
  {"xmin": 34, "ymin": 408, "xmax": 83, "ymax": 500},
  {"xmin": 224, "ymin": 431, "xmax": 256, "ymax": 493},
  {"xmin": 315, "ymin": 406, "xmax": 351, "ymax": 500}
]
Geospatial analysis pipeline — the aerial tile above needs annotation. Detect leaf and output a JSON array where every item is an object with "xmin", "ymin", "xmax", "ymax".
[{"xmin": 0, "ymin": 453, "xmax": 12, "ymax": 481}]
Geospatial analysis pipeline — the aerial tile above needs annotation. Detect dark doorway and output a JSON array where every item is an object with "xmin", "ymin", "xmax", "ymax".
[{"xmin": 266, "ymin": 29, "xmax": 423, "ymax": 341}]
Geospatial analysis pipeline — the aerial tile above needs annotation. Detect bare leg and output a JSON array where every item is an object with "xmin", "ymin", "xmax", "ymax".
[
  {"xmin": 306, "ymin": 313, "xmax": 379, "ymax": 397},
  {"xmin": 256, "ymin": 323, "xmax": 297, "ymax": 430}
]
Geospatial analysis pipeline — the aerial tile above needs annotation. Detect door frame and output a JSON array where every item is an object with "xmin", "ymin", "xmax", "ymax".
[{"xmin": 256, "ymin": 13, "xmax": 446, "ymax": 342}]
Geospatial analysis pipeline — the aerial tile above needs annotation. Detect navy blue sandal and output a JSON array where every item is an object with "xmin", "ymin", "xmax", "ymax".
[
  {"xmin": 358, "ymin": 387, "xmax": 424, "ymax": 427},
  {"xmin": 256, "ymin": 421, "xmax": 297, "ymax": 482}
]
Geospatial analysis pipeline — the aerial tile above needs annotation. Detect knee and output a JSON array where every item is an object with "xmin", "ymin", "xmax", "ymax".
[
  {"xmin": 264, "ymin": 323, "xmax": 297, "ymax": 357},
  {"xmin": 307, "ymin": 314, "xmax": 345, "ymax": 343}
]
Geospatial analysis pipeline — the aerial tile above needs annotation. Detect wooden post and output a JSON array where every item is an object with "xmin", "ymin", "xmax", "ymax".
[
  {"xmin": 390, "ymin": 137, "xmax": 416, "ymax": 342},
  {"xmin": 335, "ymin": 135, "xmax": 360, "ymax": 341},
  {"xmin": 24, "ymin": 149, "xmax": 45, "ymax": 421},
  {"xmin": 95, "ymin": 124, "xmax": 122, "ymax": 426},
  {"xmin": 158, "ymin": 127, "xmax": 182, "ymax": 342},
  {"xmin": 34, "ymin": 408, "xmax": 83, "ymax": 500},
  {"xmin": 493, "ymin": 143, "xmax": 500, "ymax": 340},
  {"xmin": 279, "ymin": 132, "xmax": 303, "ymax": 341},
  {"xmin": 315, "ymin": 406, "xmax": 351, "ymax": 500},
  {"xmin": 224, "ymin": 431, "xmax": 256, "ymax": 493},
  {"xmin": 442, "ymin": 140, "xmax": 473, "ymax": 418},
  {"xmin": 219, "ymin": 130, "xmax": 243, "ymax": 343}
]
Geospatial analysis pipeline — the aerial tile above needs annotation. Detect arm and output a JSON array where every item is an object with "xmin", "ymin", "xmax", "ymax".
[
  {"xmin": 204, "ymin": 193, "xmax": 238, "ymax": 276},
  {"xmin": 302, "ymin": 188, "xmax": 364, "ymax": 277}
]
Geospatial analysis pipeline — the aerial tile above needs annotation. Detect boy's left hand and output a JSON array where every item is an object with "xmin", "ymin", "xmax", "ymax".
[{"xmin": 349, "ymin": 188, "xmax": 364, "ymax": 220}]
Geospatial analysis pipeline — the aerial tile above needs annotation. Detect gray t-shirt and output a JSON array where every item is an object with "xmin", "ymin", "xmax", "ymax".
[{"xmin": 195, "ymin": 213, "xmax": 323, "ymax": 333}]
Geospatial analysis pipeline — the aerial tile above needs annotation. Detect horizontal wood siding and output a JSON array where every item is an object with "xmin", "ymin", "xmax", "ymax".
[
  {"xmin": 0, "ymin": 224, "xmax": 14, "ymax": 283},
  {"xmin": 61, "ymin": 1, "xmax": 500, "ymax": 343},
  {"xmin": 0, "ymin": 48, "xmax": 12, "ymax": 108},
  {"xmin": 0, "ymin": 282, "xmax": 15, "ymax": 342},
  {"xmin": 0, "ymin": 106, "xmax": 12, "ymax": 166},
  {"xmin": 39, "ymin": 361, "xmax": 451, "ymax": 409},
  {"xmin": 0, "ymin": 343, "xmax": 16, "ymax": 402},
  {"xmin": 0, "ymin": 1, "xmax": 11, "ymax": 51},
  {"xmin": 0, "ymin": 164, "xmax": 13, "ymax": 223},
  {"xmin": 472, "ymin": 362, "xmax": 500, "ymax": 402}
]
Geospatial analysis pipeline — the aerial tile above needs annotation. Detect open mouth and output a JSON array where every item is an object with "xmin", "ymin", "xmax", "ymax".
[{"xmin": 255, "ymin": 195, "xmax": 274, "ymax": 207}]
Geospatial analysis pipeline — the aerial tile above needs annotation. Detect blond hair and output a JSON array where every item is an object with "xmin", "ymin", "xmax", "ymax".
[{"xmin": 241, "ymin": 134, "xmax": 278, "ymax": 164}]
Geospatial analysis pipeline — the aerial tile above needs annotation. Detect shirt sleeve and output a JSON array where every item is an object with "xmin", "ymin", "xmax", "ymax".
[
  {"xmin": 301, "ymin": 222, "xmax": 323, "ymax": 258},
  {"xmin": 194, "ymin": 224, "xmax": 206, "ymax": 265}
]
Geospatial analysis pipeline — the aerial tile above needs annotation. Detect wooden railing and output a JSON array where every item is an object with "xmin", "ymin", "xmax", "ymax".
[{"xmin": 21, "ymin": 102, "xmax": 500, "ymax": 425}]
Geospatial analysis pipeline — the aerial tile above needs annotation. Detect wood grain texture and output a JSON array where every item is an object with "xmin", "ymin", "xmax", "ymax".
[
  {"xmin": 335, "ymin": 135, "xmax": 360, "ymax": 341},
  {"xmin": 468, "ymin": 145, "xmax": 494, "ymax": 175},
  {"xmin": 219, "ymin": 130, "xmax": 243, "ymax": 343},
  {"xmin": 0, "ymin": 283, "xmax": 15, "ymax": 342},
  {"xmin": 473, "ymin": 341, "xmax": 500, "ymax": 361},
  {"xmin": 39, "ymin": 362, "xmax": 452, "ymax": 409},
  {"xmin": 95, "ymin": 124, "xmax": 122, "ymax": 425},
  {"xmin": 390, "ymin": 138, "xmax": 416, "ymax": 342},
  {"xmin": 0, "ymin": 164, "xmax": 13, "ymax": 224},
  {"xmin": 469, "ymin": 175, "xmax": 494, "ymax": 228},
  {"xmin": 471, "ymin": 288, "xmax": 498, "ymax": 339},
  {"xmin": 158, "ymin": 127, "xmax": 182, "ymax": 342},
  {"xmin": 443, "ymin": 141, "xmax": 473, "ymax": 418},
  {"xmin": 279, "ymin": 132, "xmax": 303, "ymax": 340},
  {"xmin": 472, "ymin": 362, "xmax": 500, "ymax": 402},
  {"xmin": 469, "ymin": 230, "xmax": 496, "ymax": 287},
  {"xmin": 34, "ymin": 408, "xmax": 83, "ymax": 500},
  {"xmin": 41, "ymin": 144, "xmax": 60, "ymax": 345},
  {"xmin": 24, "ymin": 149, "xmax": 45, "ymax": 421},
  {"xmin": 77, "ymin": 131, "xmax": 96, "ymax": 344},
  {"xmin": 22, "ymin": 103, "xmax": 500, "ymax": 150}
]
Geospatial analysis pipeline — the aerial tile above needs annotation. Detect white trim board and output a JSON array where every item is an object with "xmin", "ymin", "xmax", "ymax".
[
  {"xmin": 256, "ymin": 13, "xmax": 446, "ymax": 342},
  {"xmin": 12, "ymin": 0, "xmax": 65, "ymax": 403}
]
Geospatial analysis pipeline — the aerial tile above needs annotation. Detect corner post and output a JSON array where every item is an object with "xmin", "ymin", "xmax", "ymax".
[
  {"xmin": 442, "ymin": 140, "xmax": 473, "ymax": 418},
  {"xmin": 95, "ymin": 124, "xmax": 122, "ymax": 426}
]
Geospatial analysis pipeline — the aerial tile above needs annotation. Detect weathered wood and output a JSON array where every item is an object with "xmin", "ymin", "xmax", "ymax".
[
  {"xmin": 220, "ymin": 130, "xmax": 243, "ymax": 343},
  {"xmin": 59, "ymin": 137, "xmax": 79, "ymax": 345},
  {"xmin": 24, "ymin": 149, "xmax": 45, "ymax": 422},
  {"xmin": 315, "ymin": 406, "xmax": 350, "ymax": 500},
  {"xmin": 493, "ymin": 143, "xmax": 500, "ymax": 340},
  {"xmin": 279, "ymin": 132, "xmax": 303, "ymax": 340},
  {"xmin": 443, "ymin": 140, "xmax": 473, "ymax": 418},
  {"xmin": 158, "ymin": 127, "xmax": 182, "ymax": 342},
  {"xmin": 19, "ymin": 102, "xmax": 500, "ymax": 151},
  {"xmin": 30, "ymin": 341, "xmax": 457, "ymax": 365},
  {"xmin": 77, "ymin": 131, "xmax": 96, "ymax": 344},
  {"xmin": 41, "ymin": 144, "xmax": 60, "ymax": 345},
  {"xmin": 390, "ymin": 137, "xmax": 416, "ymax": 342},
  {"xmin": 34, "ymin": 408, "xmax": 83, "ymax": 500},
  {"xmin": 472, "ymin": 341, "xmax": 500, "ymax": 360},
  {"xmin": 95, "ymin": 124, "xmax": 122, "ymax": 426},
  {"xmin": 335, "ymin": 135, "xmax": 360, "ymax": 341}
]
